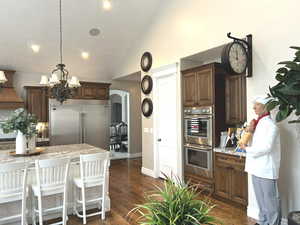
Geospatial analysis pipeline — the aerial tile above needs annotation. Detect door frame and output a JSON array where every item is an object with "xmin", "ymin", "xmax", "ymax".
[
  {"xmin": 109, "ymin": 89, "xmax": 130, "ymax": 154},
  {"xmin": 152, "ymin": 62, "xmax": 183, "ymax": 179}
]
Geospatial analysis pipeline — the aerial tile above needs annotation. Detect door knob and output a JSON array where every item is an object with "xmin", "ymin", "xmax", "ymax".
[{"xmin": 157, "ymin": 138, "xmax": 162, "ymax": 142}]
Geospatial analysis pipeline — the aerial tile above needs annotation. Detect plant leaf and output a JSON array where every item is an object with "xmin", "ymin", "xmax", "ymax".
[
  {"xmin": 266, "ymin": 101, "xmax": 279, "ymax": 112},
  {"xmin": 290, "ymin": 46, "xmax": 300, "ymax": 50}
]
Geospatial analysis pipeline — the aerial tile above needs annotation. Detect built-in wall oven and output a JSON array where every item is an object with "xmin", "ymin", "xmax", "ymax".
[
  {"xmin": 184, "ymin": 106, "xmax": 213, "ymax": 178},
  {"xmin": 184, "ymin": 144, "xmax": 213, "ymax": 178},
  {"xmin": 184, "ymin": 106, "xmax": 213, "ymax": 147}
]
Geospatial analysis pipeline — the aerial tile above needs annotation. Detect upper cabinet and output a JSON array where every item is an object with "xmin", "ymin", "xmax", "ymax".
[
  {"xmin": 79, "ymin": 82, "xmax": 110, "ymax": 100},
  {"xmin": 182, "ymin": 64, "xmax": 215, "ymax": 107},
  {"xmin": 225, "ymin": 75, "xmax": 246, "ymax": 124},
  {"xmin": 196, "ymin": 68, "xmax": 213, "ymax": 106},
  {"xmin": 182, "ymin": 71, "xmax": 197, "ymax": 106},
  {"xmin": 25, "ymin": 86, "xmax": 48, "ymax": 122}
]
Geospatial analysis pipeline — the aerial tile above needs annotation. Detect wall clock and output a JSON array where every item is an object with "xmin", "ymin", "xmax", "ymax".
[
  {"xmin": 140, "ymin": 52, "xmax": 152, "ymax": 72},
  {"xmin": 141, "ymin": 75, "xmax": 153, "ymax": 95},
  {"xmin": 141, "ymin": 98, "xmax": 153, "ymax": 117},
  {"xmin": 221, "ymin": 41, "xmax": 248, "ymax": 75}
]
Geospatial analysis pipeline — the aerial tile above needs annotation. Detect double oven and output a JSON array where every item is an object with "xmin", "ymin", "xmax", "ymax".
[{"xmin": 184, "ymin": 106, "xmax": 213, "ymax": 178}]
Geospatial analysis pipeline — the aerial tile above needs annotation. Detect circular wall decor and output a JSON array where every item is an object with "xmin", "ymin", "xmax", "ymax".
[
  {"xmin": 141, "ymin": 75, "xmax": 153, "ymax": 95},
  {"xmin": 141, "ymin": 98, "xmax": 153, "ymax": 117},
  {"xmin": 140, "ymin": 52, "xmax": 152, "ymax": 72}
]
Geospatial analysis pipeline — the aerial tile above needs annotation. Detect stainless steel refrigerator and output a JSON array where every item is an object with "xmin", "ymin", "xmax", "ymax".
[{"xmin": 49, "ymin": 99, "xmax": 110, "ymax": 149}]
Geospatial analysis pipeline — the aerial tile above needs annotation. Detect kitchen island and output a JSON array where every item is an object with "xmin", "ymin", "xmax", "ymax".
[{"xmin": 0, "ymin": 143, "xmax": 111, "ymax": 225}]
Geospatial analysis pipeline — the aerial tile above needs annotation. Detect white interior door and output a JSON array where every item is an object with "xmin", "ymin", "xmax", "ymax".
[{"xmin": 156, "ymin": 73, "xmax": 177, "ymax": 179}]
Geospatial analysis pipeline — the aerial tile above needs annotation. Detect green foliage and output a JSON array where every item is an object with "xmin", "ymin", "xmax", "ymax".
[
  {"xmin": 129, "ymin": 176, "xmax": 218, "ymax": 225},
  {"xmin": 267, "ymin": 46, "xmax": 300, "ymax": 123},
  {"xmin": 0, "ymin": 108, "xmax": 38, "ymax": 138}
]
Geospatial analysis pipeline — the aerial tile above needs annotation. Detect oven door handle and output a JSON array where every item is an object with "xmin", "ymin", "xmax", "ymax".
[
  {"xmin": 184, "ymin": 115, "xmax": 212, "ymax": 119},
  {"xmin": 184, "ymin": 145, "xmax": 212, "ymax": 151}
]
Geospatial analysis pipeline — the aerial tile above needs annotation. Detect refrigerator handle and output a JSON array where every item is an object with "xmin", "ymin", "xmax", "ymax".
[{"xmin": 79, "ymin": 113, "xmax": 83, "ymax": 144}]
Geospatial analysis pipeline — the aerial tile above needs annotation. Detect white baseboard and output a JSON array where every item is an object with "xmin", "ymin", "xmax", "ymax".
[
  {"xmin": 247, "ymin": 206, "xmax": 287, "ymax": 225},
  {"xmin": 128, "ymin": 152, "xmax": 142, "ymax": 158},
  {"xmin": 141, "ymin": 167, "xmax": 158, "ymax": 178}
]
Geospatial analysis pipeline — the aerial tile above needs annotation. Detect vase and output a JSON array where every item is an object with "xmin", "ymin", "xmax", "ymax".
[{"xmin": 16, "ymin": 130, "xmax": 26, "ymax": 154}]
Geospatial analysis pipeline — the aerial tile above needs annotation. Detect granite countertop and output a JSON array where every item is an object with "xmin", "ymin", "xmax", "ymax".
[
  {"xmin": 0, "ymin": 143, "xmax": 108, "ymax": 164},
  {"xmin": 214, "ymin": 147, "xmax": 246, "ymax": 157}
]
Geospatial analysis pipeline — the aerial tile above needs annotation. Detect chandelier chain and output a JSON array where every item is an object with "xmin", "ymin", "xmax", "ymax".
[{"xmin": 59, "ymin": 0, "xmax": 63, "ymax": 65}]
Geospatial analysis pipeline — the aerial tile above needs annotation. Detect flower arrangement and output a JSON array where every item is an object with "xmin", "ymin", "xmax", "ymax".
[{"xmin": 1, "ymin": 108, "xmax": 38, "ymax": 138}]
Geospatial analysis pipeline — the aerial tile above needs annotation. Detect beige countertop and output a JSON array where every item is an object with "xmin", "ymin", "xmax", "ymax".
[
  {"xmin": 214, "ymin": 147, "xmax": 246, "ymax": 157},
  {"xmin": 0, "ymin": 143, "xmax": 108, "ymax": 164}
]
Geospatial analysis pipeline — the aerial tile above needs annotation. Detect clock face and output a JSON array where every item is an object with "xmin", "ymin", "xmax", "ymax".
[{"xmin": 228, "ymin": 42, "xmax": 248, "ymax": 74}]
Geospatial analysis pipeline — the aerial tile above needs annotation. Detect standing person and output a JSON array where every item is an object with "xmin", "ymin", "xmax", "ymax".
[{"xmin": 240, "ymin": 96, "xmax": 281, "ymax": 225}]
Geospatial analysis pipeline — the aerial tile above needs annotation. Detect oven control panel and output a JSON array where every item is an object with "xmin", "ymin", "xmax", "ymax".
[{"xmin": 184, "ymin": 106, "xmax": 213, "ymax": 115}]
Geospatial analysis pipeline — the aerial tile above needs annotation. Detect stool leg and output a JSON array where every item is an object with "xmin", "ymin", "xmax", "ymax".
[
  {"xmin": 81, "ymin": 186, "xmax": 87, "ymax": 224},
  {"xmin": 73, "ymin": 185, "xmax": 76, "ymax": 215},
  {"xmin": 37, "ymin": 193, "xmax": 43, "ymax": 225},
  {"xmin": 62, "ymin": 183, "xmax": 68, "ymax": 225},
  {"xmin": 101, "ymin": 185, "xmax": 106, "ymax": 220},
  {"xmin": 32, "ymin": 195, "xmax": 36, "ymax": 225}
]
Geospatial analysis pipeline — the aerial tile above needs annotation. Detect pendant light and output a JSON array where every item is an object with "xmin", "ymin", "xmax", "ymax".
[{"xmin": 40, "ymin": 0, "xmax": 81, "ymax": 103}]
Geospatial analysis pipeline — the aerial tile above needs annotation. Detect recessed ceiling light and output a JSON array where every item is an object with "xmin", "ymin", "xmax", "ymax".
[
  {"xmin": 81, "ymin": 52, "xmax": 89, "ymax": 59},
  {"xmin": 31, "ymin": 44, "xmax": 40, "ymax": 53},
  {"xmin": 103, "ymin": 0, "xmax": 112, "ymax": 10}
]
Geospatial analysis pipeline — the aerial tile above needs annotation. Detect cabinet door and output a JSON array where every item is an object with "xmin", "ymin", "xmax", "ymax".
[
  {"xmin": 26, "ymin": 88, "xmax": 48, "ymax": 122},
  {"xmin": 182, "ymin": 72, "xmax": 197, "ymax": 106},
  {"xmin": 196, "ymin": 68, "xmax": 213, "ymax": 106},
  {"xmin": 231, "ymin": 165, "xmax": 248, "ymax": 206},
  {"xmin": 214, "ymin": 163, "xmax": 231, "ymax": 200},
  {"xmin": 81, "ymin": 84, "xmax": 109, "ymax": 100},
  {"xmin": 225, "ymin": 75, "xmax": 246, "ymax": 124}
]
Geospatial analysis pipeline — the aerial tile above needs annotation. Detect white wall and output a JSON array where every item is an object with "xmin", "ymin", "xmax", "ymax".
[{"xmin": 118, "ymin": 0, "xmax": 300, "ymax": 219}]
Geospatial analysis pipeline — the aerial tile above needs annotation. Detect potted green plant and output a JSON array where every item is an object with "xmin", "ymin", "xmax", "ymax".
[
  {"xmin": 266, "ymin": 46, "xmax": 300, "ymax": 123},
  {"xmin": 128, "ymin": 176, "xmax": 218, "ymax": 225},
  {"xmin": 1, "ymin": 108, "xmax": 38, "ymax": 154}
]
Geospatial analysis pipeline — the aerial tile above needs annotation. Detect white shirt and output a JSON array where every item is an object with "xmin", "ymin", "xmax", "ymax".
[{"xmin": 245, "ymin": 116, "xmax": 281, "ymax": 179}]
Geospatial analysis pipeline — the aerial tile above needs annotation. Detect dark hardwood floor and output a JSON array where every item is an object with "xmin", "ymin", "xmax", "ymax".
[{"xmin": 50, "ymin": 158, "xmax": 256, "ymax": 225}]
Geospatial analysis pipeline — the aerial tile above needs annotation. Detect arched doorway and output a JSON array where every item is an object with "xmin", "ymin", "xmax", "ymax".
[{"xmin": 109, "ymin": 90, "xmax": 130, "ymax": 159}]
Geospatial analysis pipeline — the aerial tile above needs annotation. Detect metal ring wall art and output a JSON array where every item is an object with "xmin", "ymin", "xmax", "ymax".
[
  {"xmin": 141, "ymin": 75, "xmax": 153, "ymax": 95},
  {"xmin": 141, "ymin": 98, "xmax": 153, "ymax": 117}
]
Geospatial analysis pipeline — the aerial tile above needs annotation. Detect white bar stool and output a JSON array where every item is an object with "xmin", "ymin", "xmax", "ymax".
[
  {"xmin": 0, "ymin": 162, "xmax": 28, "ymax": 225},
  {"xmin": 73, "ymin": 152, "xmax": 109, "ymax": 224},
  {"xmin": 31, "ymin": 157, "xmax": 70, "ymax": 225}
]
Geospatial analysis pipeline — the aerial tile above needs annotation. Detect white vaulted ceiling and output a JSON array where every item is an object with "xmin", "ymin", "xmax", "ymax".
[{"xmin": 0, "ymin": 0, "xmax": 163, "ymax": 81}]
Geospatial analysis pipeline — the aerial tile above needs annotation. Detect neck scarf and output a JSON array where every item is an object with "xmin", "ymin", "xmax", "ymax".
[{"xmin": 253, "ymin": 112, "xmax": 270, "ymax": 130}]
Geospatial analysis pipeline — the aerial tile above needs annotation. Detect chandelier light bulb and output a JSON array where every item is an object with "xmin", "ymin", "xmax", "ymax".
[
  {"xmin": 103, "ymin": 0, "xmax": 112, "ymax": 10},
  {"xmin": 40, "ymin": 75, "xmax": 49, "ymax": 85}
]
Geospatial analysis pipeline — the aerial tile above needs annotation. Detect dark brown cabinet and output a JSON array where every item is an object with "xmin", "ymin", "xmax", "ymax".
[
  {"xmin": 79, "ymin": 82, "xmax": 110, "ymax": 100},
  {"xmin": 214, "ymin": 152, "xmax": 248, "ymax": 206},
  {"xmin": 182, "ymin": 66, "xmax": 213, "ymax": 107},
  {"xmin": 182, "ymin": 72, "xmax": 197, "ymax": 106},
  {"xmin": 225, "ymin": 75, "xmax": 247, "ymax": 125},
  {"xmin": 196, "ymin": 68, "xmax": 213, "ymax": 106},
  {"xmin": 25, "ymin": 87, "xmax": 48, "ymax": 122}
]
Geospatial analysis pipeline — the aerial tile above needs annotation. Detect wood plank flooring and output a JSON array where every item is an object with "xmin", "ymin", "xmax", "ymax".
[{"xmin": 50, "ymin": 158, "xmax": 256, "ymax": 225}]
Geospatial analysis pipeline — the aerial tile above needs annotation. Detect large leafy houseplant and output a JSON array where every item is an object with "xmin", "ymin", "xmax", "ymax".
[
  {"xmin": 129, "ymin": 176, "xmax": 218, "ymax": 225},
  {"xmin": 267, "ymin": 46, "xmax": 300, "ymax": 123},
  {"xmin": 1, "ymin": 108, "xmax": 38, "ymax": 138}
]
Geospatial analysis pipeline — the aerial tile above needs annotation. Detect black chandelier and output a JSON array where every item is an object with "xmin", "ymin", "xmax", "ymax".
[{"xmin": 40, "ymin": 0, "xmax": 80, "ymax": 103}]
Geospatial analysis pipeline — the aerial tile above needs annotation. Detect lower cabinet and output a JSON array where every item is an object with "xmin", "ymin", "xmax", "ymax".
[
  {"xmin": 184, "ymin": 166, "xmax": 214, "ymax": 193},
  {"xmin": 214, "ymin": 152, "xmax": 248, "ymax": 206}
]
